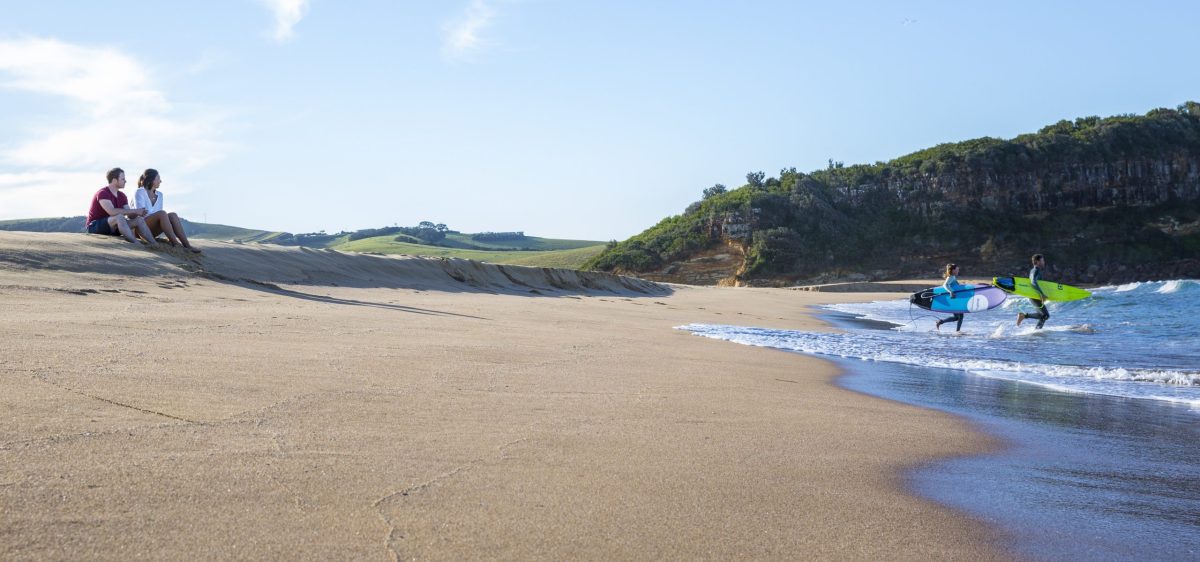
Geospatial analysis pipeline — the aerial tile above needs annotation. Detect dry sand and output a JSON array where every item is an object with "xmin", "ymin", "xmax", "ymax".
[{"xmin": 0, "ymin": 232, "xmax": 1012, "ymax": 560}]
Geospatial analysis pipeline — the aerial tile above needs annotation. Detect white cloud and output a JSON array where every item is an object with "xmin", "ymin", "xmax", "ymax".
[
  {"xmin": 260, "ymin": 0, "xmax": 309, "ymax": 43},
  {"xmin": 443, "ymin": 0, "xmax": 497, "ymax": 60},
  {"xmin": 0, "ymin": 171, "xmax": 98, "ymax": 220},
  {"xmin": 6, "ymin": 114, "xmax": 225, "ymax": 171},
  {"xmin": 0, "ymin": 38, "xmax": 227, "ymax": 220},
  {"xmin": 0, "ymin": 38, "xmax": 167, "ymax": 117}
]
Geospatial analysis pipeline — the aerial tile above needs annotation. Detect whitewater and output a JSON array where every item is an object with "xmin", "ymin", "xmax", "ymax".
[{"xmin": 679, "ymin": 279, "xmax": 1200, "ymax": 408}]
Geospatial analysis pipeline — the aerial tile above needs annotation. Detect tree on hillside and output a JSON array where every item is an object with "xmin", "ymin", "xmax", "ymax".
[
  {"xmin": 702, "ymin": 183, "xmax": 727, "ymax": 199},
  {"xmin": 746, "ymin": 171, "xmax": 765, "ymax": 188}
]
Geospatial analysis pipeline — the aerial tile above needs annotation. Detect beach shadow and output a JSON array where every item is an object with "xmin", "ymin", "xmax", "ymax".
[{"xmin": 212, "ymin": 274, "xmax": 491, "ymax": 319}]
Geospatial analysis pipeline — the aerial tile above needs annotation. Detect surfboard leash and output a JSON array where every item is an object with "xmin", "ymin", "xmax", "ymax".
[{"xmin": 907, "ymin": 301, "xmax": 945, "ymax": 329}]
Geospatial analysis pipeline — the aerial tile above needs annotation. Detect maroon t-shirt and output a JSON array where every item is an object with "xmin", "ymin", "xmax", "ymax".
[{"xmin": 86, "ymin": 187, "xmax": 128, "ymax": 225}]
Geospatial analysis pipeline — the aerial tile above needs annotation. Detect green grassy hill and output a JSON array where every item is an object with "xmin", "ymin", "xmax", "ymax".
[
  {"xmin": 335, "ymin": 235, "xmax": 606, "ymax": 268},
  {"xmin": 182, "ymin": 221, "xmax": 281, "ymax": 241},
  {"xmin": 435, "ymin": 232, "xmax": 601, "ymax": 251}
]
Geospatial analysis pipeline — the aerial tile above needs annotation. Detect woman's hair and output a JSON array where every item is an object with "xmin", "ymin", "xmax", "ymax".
[
  {"xmin": 944, "ymin": 263, "xmax": 957, "ymax": 278},
  {"xmin": 138, "ymin": 169, "xmax": 159, "ymax": 190}
]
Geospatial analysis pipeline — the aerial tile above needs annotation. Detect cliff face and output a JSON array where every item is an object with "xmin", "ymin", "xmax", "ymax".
[
  {"xmin": 889, "ymin": 153, "xmax": 1200, "ymax": 215},
  {"xmin": 637, "ymin": 240, "xmax": 747, "ymax": 286},
  {"xmin": 835, "ymin": 154, "xmax": 1200, "ymax": 284}
]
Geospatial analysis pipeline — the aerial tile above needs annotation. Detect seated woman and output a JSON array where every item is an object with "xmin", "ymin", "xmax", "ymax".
[{"xmin": 133, "ymin": 169, "xmax": 201, "ymax": 253}]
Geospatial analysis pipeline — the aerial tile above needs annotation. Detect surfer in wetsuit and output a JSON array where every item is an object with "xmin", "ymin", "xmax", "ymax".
[
  {"xmin": 1017, "ymin": 254, "xmax": 1050, "ymax": 329},
  {"xmin": 936, "ymin": 263, "xmax": 966, "ymax": 332}
]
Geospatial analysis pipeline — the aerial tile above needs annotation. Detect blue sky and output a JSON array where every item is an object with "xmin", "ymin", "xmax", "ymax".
[{"xmin": 1, "ymin": 1, "xmax": 1196, "ymax": 240}]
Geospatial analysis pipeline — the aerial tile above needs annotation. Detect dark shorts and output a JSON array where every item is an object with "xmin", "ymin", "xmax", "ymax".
[{"xmin": 86, "ymin": 218, "xmax": 117, "ymax": 236}]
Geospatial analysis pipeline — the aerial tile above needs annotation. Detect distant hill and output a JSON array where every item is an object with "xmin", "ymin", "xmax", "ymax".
[
  {"xmin": 0, "ymin": 216, "xmax": 92, "ymax": 233},
  {"xmin": 0, "ymin": 218, "xmax": 605, "ymax": 270},
  {"xmin": 0, "ymin": 216, "xmax": 280, "ymax": 241},
  {"xmin": 586, "ymin": 102, "xmax": 1200, "ymax": 286}
]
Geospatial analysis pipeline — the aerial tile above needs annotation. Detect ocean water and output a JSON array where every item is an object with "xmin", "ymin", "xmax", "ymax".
[
  {"xmin": 684, "ymin": 279, "xmax": 1200, "ymax": 407},
  {"xmin": 677, "ymin": 280, "xmax": 1200, "ymax": 560}
]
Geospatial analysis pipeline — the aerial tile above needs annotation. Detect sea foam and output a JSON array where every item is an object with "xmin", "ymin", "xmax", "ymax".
[{"xmin": 678, "ymin": 280, "xmax": 1200, "ymax": 408}]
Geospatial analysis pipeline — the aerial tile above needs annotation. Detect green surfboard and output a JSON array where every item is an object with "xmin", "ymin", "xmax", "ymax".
[{"xmin": 992, "ymin": 277, "xmax": 1091, "ymax": 302}]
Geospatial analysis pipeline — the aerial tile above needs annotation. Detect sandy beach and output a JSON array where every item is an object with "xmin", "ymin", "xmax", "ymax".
[{"xmin": 0, "ymin": 232, "xmax": 1010, "ymax": 560}]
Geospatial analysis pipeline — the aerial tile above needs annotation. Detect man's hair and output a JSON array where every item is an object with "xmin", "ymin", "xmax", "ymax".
[
  {"xmin": 106, "ymin": 168, "xmax": 124, "ymax": 184},
  {"xmin": 1031, "ymin": 253, "xmax": 1044, "ymax": 264}
]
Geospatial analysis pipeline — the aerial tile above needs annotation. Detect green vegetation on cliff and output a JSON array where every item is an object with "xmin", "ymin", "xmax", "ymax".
[{"xmin": 587, "ymin": 103, "xmax": 1200, "ymax": 284}]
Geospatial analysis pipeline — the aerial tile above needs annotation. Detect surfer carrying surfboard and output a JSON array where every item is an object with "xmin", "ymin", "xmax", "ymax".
[
  {"xmin": 1017, "ymin": 254, "xmax": 1050, "ymax": 329},
  {"xmin": 936, "ymin": 263, "xmax": 967, "ymax": 332}
]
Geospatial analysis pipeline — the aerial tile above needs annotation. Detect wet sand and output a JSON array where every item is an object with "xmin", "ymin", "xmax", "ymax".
[
  {"xmin": 824, "ymin": 311, "xmax": 1200, "ymax": 561},
  {"xmin": 0, "ymin": 232, "xmax": 1011, "ymax": 560}
]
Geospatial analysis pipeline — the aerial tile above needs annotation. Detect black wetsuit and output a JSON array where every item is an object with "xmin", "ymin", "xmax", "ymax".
[
  {"xmin": 936, "ymin": 275, "xmax": 966, "ymax": 331},
  {"xmin": 937, "ymin": 313, "xmax": 964, "ymax": 331},
  {"xmin": 1024, "ymin": 265, "xmax": 1050, "ymax": 329}
]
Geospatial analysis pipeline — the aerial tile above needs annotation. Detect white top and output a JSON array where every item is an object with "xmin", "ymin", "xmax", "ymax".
[{"xmin": 133, "ymin": 188, "xmax": 164, "ymax": 215}]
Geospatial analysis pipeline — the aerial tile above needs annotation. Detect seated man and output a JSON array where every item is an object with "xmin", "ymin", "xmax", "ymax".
[{"xmin": 85, "ymin": 167, "xmax": 158, "ymax": 245}]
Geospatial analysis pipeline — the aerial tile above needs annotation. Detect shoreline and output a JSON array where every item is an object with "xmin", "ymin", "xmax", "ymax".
[
  {"xmin": 765, "ymin": 306, "xmax": 1200, "ymax": 560},
  {"xmin": 834, "ymin": 355, "xmax": 1200, "ymax": 561},
  {"xmin": 1, "ymin": 232, "xmax": 1011, "ymax": 560},
  {"xmin": 816, "ymin": 310, "xmax": 1017, "ymax": 546}
]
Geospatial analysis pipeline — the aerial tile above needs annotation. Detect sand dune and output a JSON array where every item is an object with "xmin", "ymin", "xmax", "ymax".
[{"xmin": 0, "ymin": 232, "xmax": 1009, "ymax": 560}]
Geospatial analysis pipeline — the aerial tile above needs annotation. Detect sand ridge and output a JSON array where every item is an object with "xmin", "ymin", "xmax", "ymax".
[{"xmin": 0, "ymin": 232, "xmax": 1011, "ymax": 560}]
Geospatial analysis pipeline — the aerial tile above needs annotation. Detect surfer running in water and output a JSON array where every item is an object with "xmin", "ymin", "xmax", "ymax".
[
  {"xmin": 936, "ymin": 263, "xmax": 966, "ymax": 332},
  {"xmin": 1017, "ymin": 254, "xmax": 1050, "ymax": 329}
]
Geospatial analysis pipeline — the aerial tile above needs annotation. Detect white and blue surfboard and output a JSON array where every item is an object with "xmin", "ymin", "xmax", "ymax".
[{"xmin": 910, "ymin": 284, "xmax": 1008, "ymax": 313}]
